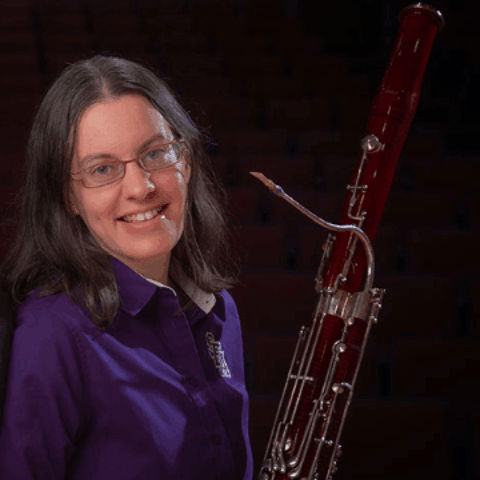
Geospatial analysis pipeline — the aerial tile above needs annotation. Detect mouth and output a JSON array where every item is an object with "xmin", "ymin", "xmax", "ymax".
[{"xmin": 118, "ymin": 204, "xmax": 169, "ymax": 223}]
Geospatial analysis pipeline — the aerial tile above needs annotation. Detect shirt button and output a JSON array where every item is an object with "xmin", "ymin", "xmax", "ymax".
[
  {"xmin": 210, "ymin": 434, "xmax": 222, "ymax": 445},
  {"xmin": 188, "ymin": 376, "xmax": 199, "ymax": 388}
]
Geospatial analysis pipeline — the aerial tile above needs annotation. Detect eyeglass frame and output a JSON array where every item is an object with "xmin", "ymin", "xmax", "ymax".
[{"xmin": 70, "ymin": 139, "xmax": 186, "ymax": 188}]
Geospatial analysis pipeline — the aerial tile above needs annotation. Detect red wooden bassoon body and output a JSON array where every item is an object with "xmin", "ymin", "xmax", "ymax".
[{"xmin": 255, "ymin": 4, "xmax": 444, "ymax": 479}]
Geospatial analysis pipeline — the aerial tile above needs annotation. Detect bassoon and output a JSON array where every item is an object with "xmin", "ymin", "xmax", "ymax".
[{"xmin": 252, "ymin": 4, "xmax": 444, "ymax": 479}]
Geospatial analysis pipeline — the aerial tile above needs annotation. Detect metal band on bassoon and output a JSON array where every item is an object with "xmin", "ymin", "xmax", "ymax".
[{"xmin": 253, "ymin": 4, "xmax": 444, "ymax": 479}]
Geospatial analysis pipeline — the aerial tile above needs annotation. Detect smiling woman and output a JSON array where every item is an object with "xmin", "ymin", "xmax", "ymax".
[
  {"xmin": 0, "ymin": 55, "xmax": 252, "ymax": 480},
  {"xmin": 1, "ymin": 55, "xmax": 239, "ymax": 327},
  {"xmin": 68, "ymin": 94, "xmax": 191, "ymax": 286}
]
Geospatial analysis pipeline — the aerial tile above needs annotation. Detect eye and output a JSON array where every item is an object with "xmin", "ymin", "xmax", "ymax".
[
  {"xmin": 142, "ymin": 144, "xmax": 177, "ymax": 168},
  {"xmin": 91, "ymin": 162, "xmax": 117, "ymax": 176},
  {"xmin": 144, "ymin": 146, "xmax": 169, "ymax": 161}
]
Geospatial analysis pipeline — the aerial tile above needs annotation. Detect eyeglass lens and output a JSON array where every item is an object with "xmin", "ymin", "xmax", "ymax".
[{"xmin": 84, "ymin": 143, "xmax": 180, "ymax": 187}]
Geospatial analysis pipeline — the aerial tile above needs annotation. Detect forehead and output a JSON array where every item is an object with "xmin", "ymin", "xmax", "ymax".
[{"xmin": 74, "ymin": 95, "xmax": 174, "ymax": 160}]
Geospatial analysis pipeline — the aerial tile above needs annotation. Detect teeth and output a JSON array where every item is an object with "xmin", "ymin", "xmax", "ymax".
[{"xmin": 121, "ymin": 206, "xmax": 163, "ymax": 223}]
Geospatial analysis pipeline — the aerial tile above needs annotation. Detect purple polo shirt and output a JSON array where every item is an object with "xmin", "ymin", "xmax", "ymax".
[{"xmin": 0, "ymin": 256, "xmax": 253, "ymax": 479}]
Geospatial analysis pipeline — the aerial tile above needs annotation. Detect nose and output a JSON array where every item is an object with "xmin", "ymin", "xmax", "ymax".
[{"xmin": 121, "ymin": 160, "xmax": 156, "ymax": 198}]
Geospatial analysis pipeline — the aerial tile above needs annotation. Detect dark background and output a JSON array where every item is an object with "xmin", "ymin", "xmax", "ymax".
[{"xmin": 0, "ymin": 0, "xmax": 478, "ymax": 479}]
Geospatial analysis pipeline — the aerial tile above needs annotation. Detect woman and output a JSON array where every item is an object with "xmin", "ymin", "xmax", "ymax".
[{"xmin": 0, "ymin": 55, "xmax": 253, "ymax": 479}]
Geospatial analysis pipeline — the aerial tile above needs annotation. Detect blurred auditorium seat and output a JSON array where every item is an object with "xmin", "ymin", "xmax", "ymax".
[
  {"xmin": 295, "ymin": 55, "xmax": 348, "ymax": 92},
  {"xmin": 372, "ymin": 273, "xmax": 456, "ymax": 340},
  {"xmin": 405, "ymin": 229, "xmax": 477, "ymax": 275},
  {"xmin": 336, "ymin": 74, "xmax": 370, "ymax": 132},
  {"xmin": 0, "ymin": 126, "xmax": 29, "ymax": 156},
  {"xmin": 195, "ymin": 95, "xmax": 260, "ymax": 129},
  {"xmin": 0, "ymin": 7, "xmax": 34, "ymax": 41},
  {"xmin": 36, "ymin": 3, "xmax": 94, "ymax": 76},
  {"xmin": 0, "ymin": 95, "xmax": 38, "ymax": 129},
  {"xmin": 471, "ymin": 280, "xmax": 480, "ymax": 338},
  {"xmin": 274, "ymin": 31, "xmax": 324, "ymax": 59},
  {"xmin": 295, "ymin": 130, "xmax": 361, "ymax": 159},
  {"xmin": 89, "ymin": 4, "xmax": 137, "ymax": 32},
  {"xmin": 231, "ymin": 268, "xmax": 318, "ymax": 331},
  {"xmin": 383, "ymin": 191, "xmax": 466, "ymax": 229},
  {"xmin": 190, "ymin": 0, "xmax": 238, "ymax": 17},
  {"xmin": 96, "ymin": 34, "xmax": 150, "ymax": 60},
  {"xmin": 224, "ymin": 54, "xmax": 285, "ymax": 81},
  {"xmin": 169, "ymin": 73, "xmax": 239, "ymax": 98},
  {"xmin": 226, "ymin": 187, "xmax": 259, "ymax": 225},
  {"xmin": 242, "ymin": 0, "xmax": 290, "ymax": 34},
  {"xmin": 406, "ymin": 157, "xmax": 477, "ymax": 193},
  {"xmin": 338, "ymin": 400, "xmax": 452, "ymax": 479},
  {"xmin": 37, "ymin": 4, "xmax": 87, "ymax": 33},
  {"xmin": 252, "ymin": 335, "xmax": 297, "ymax": 394},
  {"xmin": 0, "ymin": 71, "xmax": 44, "ymax": 97},
  {"xmin": 265, "ymin": 97, "xmax": 334, "ymax": 132},
  {"xmin": 136, "ymin": 10, "xmax": 193, "ymax": 33},
  {"xmin": 145, "ymin": 30, "xmax": 211, "ymax": 56},
  {"xmin": 394, "ymin": 338, "xmax": 480, "ymax": 399},
  {"xmin": 0, "ymin": 31, "xmax": 37, "ymax": 60},
  {"xmin": 163, "ymin": 54, "xmax": 223, "ymax": 78},
  {"xmin": 42, "ymin": 33, "xmax": 94, "ymax": 57},
  {"xmin": 192, "ymin": 12, "xmax": 246, "ymax": 41},
  {"xmin": 213, "ymin": 128, "xmax": 294, "ymax": 156},
  {"xmin": 306, "ymin": 154, "xmax": 357, "ymax": 191},
  {"xmin": 240, "ymin": 75, "xmax": 314, "ymax": 100},
  {"xmin": 233, "ymin": 224, "xmax": 285, "ymax": 269},
  {"xmin": 214, "ymin": 33, "xmax": 272, "ymax": 58},
  {"xmin": 400, "ymin": 135, "xmax": 444, "ymax": 159}
]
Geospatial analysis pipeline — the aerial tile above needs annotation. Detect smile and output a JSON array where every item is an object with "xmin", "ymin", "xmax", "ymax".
[{"xmin": 119, "ymin": 205, "xmax": 168, "ymax": 223}]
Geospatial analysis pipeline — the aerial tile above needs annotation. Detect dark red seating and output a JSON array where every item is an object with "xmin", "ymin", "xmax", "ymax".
[
  {"xmin": 394, "ymin": 338, "xmax": 480, "ymax": 399},
  {"xmin": 266, "ymin": 97, "xmax": 333, "ymax": 132},
  {"xmin": 213, "ymin": 128, "xmax": 292, "ymax": 156},
  {"xmin": 233, "ymin": 224, "xmax": 285, "ymax": 269},
  {"xmin": 406, "ymin": 228, "xmax": 478, "ymax": 274},
  {"xmin": 232, "ymin": 268, "xmax": 317, "ymax": 331},
  {"xmin": 339, "ymin": 400, "xmax": 452, "ymax": 479}
]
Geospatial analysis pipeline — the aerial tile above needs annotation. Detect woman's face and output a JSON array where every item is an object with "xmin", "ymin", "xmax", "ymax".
[{"xmin": 69, "ymin": 94, "xmax": 191, "ymax": 283}]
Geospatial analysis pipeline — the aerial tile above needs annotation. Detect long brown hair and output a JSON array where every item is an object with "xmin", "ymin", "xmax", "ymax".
[{"xmin": 0, "ymin": 55, "xmax": 240, "ymax": 331}]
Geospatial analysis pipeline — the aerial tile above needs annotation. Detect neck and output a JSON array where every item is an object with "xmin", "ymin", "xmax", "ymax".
[{"xmin": 128, "ymin": 254, "xmax": 171, "ymax": 285}]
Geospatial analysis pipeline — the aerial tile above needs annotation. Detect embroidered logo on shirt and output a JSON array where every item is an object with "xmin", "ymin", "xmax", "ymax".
[{"xmin": 206, "ymin": 332, "xmax": 231, "ymax": 378}]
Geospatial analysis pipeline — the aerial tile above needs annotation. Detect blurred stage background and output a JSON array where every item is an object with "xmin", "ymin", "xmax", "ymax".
[{"xmin": 0, "ymin": 0, "xmax": 478, "ymax": 478}]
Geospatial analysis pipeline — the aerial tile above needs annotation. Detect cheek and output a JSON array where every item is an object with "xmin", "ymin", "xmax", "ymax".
[
  {"xmin": 73, "ymin": 188, "xmax": 117, "ymax": 224},
  {"xmin": 154, "ymin": 165, "xmax": 190, "ymax": 204}
]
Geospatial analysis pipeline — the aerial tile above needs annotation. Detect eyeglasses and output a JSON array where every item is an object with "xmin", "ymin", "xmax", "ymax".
[{"xmin": 71, "ymin": 140, "xmax": 185, "ymax": 188}]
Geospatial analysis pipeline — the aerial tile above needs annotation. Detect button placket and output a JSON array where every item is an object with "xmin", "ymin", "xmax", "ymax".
[{"xmin": 157, "ymin": 296, "xmax": 236, "ymax": 474}]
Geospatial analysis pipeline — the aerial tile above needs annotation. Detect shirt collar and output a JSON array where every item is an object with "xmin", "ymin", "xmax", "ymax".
[{"xmin": 109, "ymin": 256, "xmax": 216, "ymax": 317}]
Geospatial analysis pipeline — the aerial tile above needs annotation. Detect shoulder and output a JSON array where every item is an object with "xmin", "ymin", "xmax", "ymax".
[
  {"xmin": 10, "ymin": 287, "xmax": 91, "ymax": 402},
  {"xmin": 216, "ymin": 289, "xmax": 240, "ymax": 318},
  {"xmin": 15, "ymin": 286, "xmax": 96, "ymax": 340},
  {"xmin": 0, "ymin": 290, "xmax": 91, "ymax": 476}
]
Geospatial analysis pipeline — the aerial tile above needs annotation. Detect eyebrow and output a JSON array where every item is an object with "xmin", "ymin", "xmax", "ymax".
[{"xmin": 78, "ymin": 132, "xmax": 169, "ymax": 168}]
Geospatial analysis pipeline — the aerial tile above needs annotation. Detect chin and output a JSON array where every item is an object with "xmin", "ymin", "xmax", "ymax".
[{"xmin": 125, "ymin": 248, "xmax": 171, "ymax": 262}]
